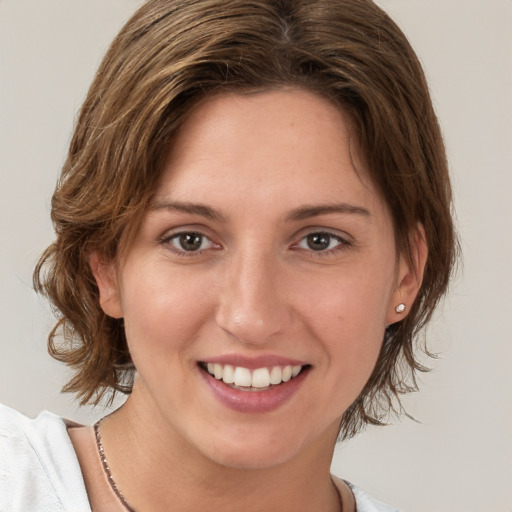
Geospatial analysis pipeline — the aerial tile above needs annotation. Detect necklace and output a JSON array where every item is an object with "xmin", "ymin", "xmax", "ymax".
[
  {"xmin": 94, "ymin": 420, "xmax": 344, "ymax": 512},
  {"xmin": 94, "ymin": 421, "xmax": 137, "ymax": 512}
]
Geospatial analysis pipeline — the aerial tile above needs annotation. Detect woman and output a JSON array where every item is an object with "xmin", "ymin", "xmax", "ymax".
[{"xmin": 0, "ymin": 0, "xmax": 457, "ymax": 510}]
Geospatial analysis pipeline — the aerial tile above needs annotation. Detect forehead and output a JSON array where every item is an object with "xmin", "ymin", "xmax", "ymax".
[{"xmin": 154, "ymin": 89, "xmax": 388, "ymax": 226}]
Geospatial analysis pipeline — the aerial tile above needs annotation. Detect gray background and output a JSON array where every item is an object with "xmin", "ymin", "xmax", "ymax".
[{"xmin": 1, "ymin": 1, "xmax": 511, "ymax": 511}]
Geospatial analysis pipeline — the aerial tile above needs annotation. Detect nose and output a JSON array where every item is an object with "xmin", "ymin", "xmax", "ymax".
[{"xmin": 215, "ymin": 248, "xmax": 291, "ymax": 346}]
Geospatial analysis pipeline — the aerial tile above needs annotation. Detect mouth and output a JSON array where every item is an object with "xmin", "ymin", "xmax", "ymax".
[{"xmin": 198, "ymin": 362, "xmax": 310, "ymax": 392}]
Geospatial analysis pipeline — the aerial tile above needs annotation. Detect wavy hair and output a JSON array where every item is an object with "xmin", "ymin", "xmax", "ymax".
[{"xmin": 34, "ymin": 0, "xmax": 458, "ymax": 439}]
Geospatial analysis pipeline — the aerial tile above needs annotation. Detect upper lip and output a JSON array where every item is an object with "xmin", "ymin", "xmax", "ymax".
[{"xmin": 199, "ymin": 354, "xmax": 307, "ymax": 369}]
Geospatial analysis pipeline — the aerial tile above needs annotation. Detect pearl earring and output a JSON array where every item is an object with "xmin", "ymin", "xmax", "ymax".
[{"xmin": 395, "ymin": 303, "xmax": 406, "ymax": 313}]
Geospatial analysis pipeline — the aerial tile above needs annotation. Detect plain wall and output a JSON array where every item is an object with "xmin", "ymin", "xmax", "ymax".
[{"xmin": 1, "ymin": 1, "xmax": 511, "ymax": 511}]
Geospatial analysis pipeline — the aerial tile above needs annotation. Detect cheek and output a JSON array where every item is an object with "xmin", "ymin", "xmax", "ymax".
[
  {"xmin": 299, "ymin": 264, "xmax": 392, "ymax": 332},
  {"xmin": 296, "ymin": 264, "xmax": 393, "ymax": 379},
  {"xmin": 118, "ymin": 265, "xmax": 214, "ymax": 362}
]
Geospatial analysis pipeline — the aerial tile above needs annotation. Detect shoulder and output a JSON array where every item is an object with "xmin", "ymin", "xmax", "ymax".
[
  {"xmin": 348, "ymin": 482, "xmax": 401, "ymax": 512},
  {"xmin": 0, "ymin": 403, "xmax": 91, "ymax": 512},
  {"xmin": 332, "ymin": 476, "xmax": 401, "ymax": 512}
]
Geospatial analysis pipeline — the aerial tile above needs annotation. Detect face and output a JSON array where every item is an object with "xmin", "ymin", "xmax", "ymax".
[{"xmin": 95, "ymin": 89, "xmax": 420, "ymax": 470}]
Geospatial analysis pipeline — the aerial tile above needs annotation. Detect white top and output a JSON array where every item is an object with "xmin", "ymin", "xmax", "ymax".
[
  {"xmin": 0, "ymin": 403, "xmax": 398, "ymax": 511},
  {"xmin": 0, "ymin": 403, "xmax": 90, "ymax": 512}
]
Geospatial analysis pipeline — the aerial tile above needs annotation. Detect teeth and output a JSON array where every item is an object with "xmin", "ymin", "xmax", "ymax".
[
  {"xmin": 213, "ymin": 363, "xmax": 223, "ymax": 380},
  {"xmin": 291, "ymin": 365, "xmax": 301, "ymax": 377},
  {"xmin": 222, "ymin": 364, "xmax": 235, "ymax": 384},
  {"xmin": 251, "ymin": 368, "xmax": 270, "ymax": 388},
  {"xmin": 204, "ymin": 363, "xmax": 304, "ymax": 388},
  {"xmin": 233, "ymin": 367, "xmax": 252, "ymax": 387},
  {"xmin": 269, "ymin": 366, "xmax": 282, "ymax": 385},
  {"xmin": 282, "ymin": 366, "xmax": 292, "ymax": 382}
]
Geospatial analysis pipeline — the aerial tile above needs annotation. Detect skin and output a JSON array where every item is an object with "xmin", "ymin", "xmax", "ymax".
[{"xmin": 90, "ymin": 89, "xmax": 426, "ymax": 511}]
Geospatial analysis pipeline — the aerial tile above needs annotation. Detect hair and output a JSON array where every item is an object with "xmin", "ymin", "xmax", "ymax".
[{"xmin": 34, "ymin": 0, "xmax": 457, "ymax": 439}]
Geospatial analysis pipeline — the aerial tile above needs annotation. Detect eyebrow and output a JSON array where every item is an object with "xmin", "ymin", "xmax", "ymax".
[
  {"xmin": 149, "ymin": 201, "xmax": 227, "ymax": 222},
  {"xmin": 285, "ymin": 203, "xmax": 371, "ymax": 221},
  {"xmin": 150, "ymin": 200, "xmax": 371, "ymax": 223}
]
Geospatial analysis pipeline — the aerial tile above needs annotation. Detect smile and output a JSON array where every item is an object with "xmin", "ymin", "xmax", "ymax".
[
  {"xmin": 198, "ymin": 356, "xmax": 310, "ymax": 412},
  {"xmin": 201, "ymin": 362, "xmax": 304, "ymax": 390}
]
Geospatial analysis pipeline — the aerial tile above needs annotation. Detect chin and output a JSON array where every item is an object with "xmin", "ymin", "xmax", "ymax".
[
  {"xmin": 195, "ymin": 421, "xmax": 331, "ymax": 471},
  {"xmin": 206, "ymin": 442, "xmax": 300, "ymax": 470}
]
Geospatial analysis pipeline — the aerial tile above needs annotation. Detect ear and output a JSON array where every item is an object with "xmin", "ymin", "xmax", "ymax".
[
  {"xmin": 89, "ymin": 252, "xmax": 123, "ymax": 319},
  {"xmin": 386, "ymin": 224, "xmax": 428, "ymax": 325}
]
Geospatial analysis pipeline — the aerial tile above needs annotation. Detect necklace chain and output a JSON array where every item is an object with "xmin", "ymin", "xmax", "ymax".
[
  {"xmin": 93, "ymin": 420, "xmax": 344, "ymax": 512},
  {"xmin": 94, "ymin": 421, "xmax": 137, "ymax": 512}
]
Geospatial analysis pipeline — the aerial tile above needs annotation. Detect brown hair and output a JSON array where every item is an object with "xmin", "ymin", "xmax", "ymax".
[{"xmin": 34, "ymin": 0, "xmax": 458, "ymax": 439}]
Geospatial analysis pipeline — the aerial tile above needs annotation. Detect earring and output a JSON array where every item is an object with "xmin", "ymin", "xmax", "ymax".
[{"xmin": 395, "ymin": 303, "xmax": 406, "ymax": 313}]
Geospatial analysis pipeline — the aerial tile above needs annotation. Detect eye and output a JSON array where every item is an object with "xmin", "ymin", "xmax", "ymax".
[
  {"xmin": 166, "ymin": 232, "xmax": 214, "ymax": 253},
  {"xmin": 296, "ymin": 232, "xmax": 347, "ymax": 252}
]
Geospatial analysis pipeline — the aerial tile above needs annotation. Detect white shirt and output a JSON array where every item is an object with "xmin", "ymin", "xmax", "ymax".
[
  {"xmin": 0, "ymin": 404, "xmax": 90, "ymax": 511},
  {"xmin": 0, "ymin": 403, "xmax": 398, "ymax": 511}
]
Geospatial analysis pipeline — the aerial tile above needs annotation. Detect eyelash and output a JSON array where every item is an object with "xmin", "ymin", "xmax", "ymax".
[
  {"xmin": 293, "ymin": 231, "xmax": 352, "ymax": 256},
  {"xmin": 160, "ymin": 231, "xmax": 218, "ymax": 257},
  {"xmin": 160, "ymin": 230, "xmax": 352, "ymax": 258}
]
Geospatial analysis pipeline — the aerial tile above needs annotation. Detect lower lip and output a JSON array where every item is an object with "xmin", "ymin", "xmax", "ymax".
[{"xmin": 199, "ymin": 366, "xmax": 310, "ymax": 413}]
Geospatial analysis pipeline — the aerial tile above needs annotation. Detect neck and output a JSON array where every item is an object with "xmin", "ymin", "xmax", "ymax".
[{"xmin": 99, "ymin": 387, "xmax": 342, "ymax": 512}]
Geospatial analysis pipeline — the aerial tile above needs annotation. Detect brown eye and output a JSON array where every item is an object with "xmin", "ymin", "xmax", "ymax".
[
  {"xmin": 180, "ymin": 233, "xmax": 202, "ymax": 250},
  {"xmin": 296, "ymin": 232, "xmax": 348, "ymax": 253},
  {"xmin": 170, "ymin": 232, "xmax": 210, "ymax": 252},
  {"xmin": 306, "ymin": 233, "xmax": 331, "ymax": 251}
]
